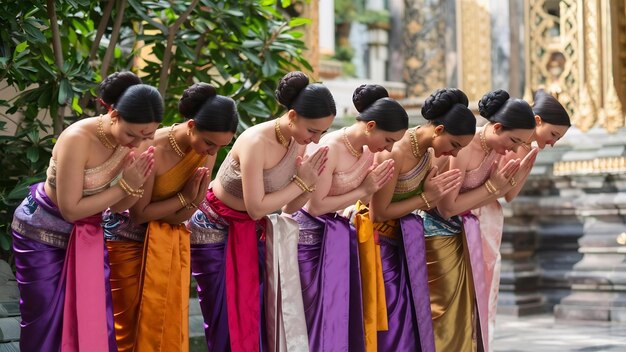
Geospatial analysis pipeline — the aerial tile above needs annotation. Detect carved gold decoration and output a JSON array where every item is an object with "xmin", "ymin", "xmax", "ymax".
[
  {"xmin": 458, "ymin": 0, "xmax": 492, "ymax": 101},
  {"xmin": 524, "ymin": 0, "xmax": 579, "ymax": 121},
  {"xmin": 524, "ymin": 0, "xmax": 626, "ymax": 132},
  {"xmin": 403, "ymin": 0, "xmax": 446, "ymax": 96},
  {"xmin": 553, "ymin": 157, "xmax": 626, "ymax": 176}
]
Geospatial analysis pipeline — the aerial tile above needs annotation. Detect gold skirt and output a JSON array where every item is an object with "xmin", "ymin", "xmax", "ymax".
[{"xmin": 426, "ymin": 233, "xmax": 477, "ymax": 352}]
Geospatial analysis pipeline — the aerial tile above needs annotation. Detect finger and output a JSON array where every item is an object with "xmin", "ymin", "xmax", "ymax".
[
  {"xmin": 434, "ymin": 170, "xmax": 462, "ymax": 183},
  {"xmin": 426, "ymin": 165, "xmax": 439, "ymax": 179},
  {"xmin": 295, "ymin": 155, "xmax": 303, "ymax": 168}
]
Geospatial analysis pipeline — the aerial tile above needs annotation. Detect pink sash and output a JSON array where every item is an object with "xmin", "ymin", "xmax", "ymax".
[
  {"xmin": 204, "ymin": 190, "xmax": 264, "ymax": 352},
  {"xmin": 61, "ymin": 214, "xmax": 109, "ymax": 351}
]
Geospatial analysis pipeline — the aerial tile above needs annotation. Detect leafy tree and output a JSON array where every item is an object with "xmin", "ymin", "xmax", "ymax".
[{"xmin": 0, "ymin": 0, "xmax": 311, "ymax": 260}]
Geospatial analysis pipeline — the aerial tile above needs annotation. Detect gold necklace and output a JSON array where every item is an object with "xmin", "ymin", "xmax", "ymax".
[
  {"xmin": 168, "ymin": 124, "xmax": 186, "ymax": 158},
  {"xmin": 274, "ymin": 118, "xmax": 289, "ymax": 148},
  {"xmin": 342, "ymin": 128, "xmax": 362, "ymax": 158},
  {"xmin": 409, "ymin": 127, "xmax": 421, "ymax": 159},
  {"xmin": 480, "ymin": 127, "xmax": 491, "ymax": 155},
  {"xmin": 97, "ymin": 115, "xmax": 116, "ymax": 150}
]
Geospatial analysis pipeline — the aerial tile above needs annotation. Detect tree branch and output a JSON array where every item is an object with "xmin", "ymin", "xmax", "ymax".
[
  {"xmin": 101, "ymin": 0, "xmax": 127, "ymax": 78},
  {"xmin": 46, "ymin": 0, "xmax": 66, "ymax": 136},
  {"xmin": 158, "ymin": 0, "xmax": 200, "ymax": 96},
  {"xmin": 89, "ymin": 0, "xmax": 115, "ymax": 62}
]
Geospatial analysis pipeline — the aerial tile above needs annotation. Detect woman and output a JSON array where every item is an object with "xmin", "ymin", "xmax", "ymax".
[
  {"xmin": 11, "ymin": 71, "xmax": 162, "ymax": 351},
  {"xmin": 427, "ymin": 89, "xmax": 538, "ymax": 352},
  {"xmin": 293, "ymin": 84, "xmax": 407, "ymax": 352},
  {"xmin": 474, "ymin": 89, "xmax": 570, "ymax": 351},
  {"xmin": 368, "ymin": 88, "xmax": 476, "ymax": 351},
  {"xmin": 104, "ymin": 83, "xmax": 238, "ymax": 351},
  {"xmin": 188, "ymin": 71, "xmax": 335, "ymax": 352}
]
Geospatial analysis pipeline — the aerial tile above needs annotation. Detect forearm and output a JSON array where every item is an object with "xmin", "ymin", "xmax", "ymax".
[
  {"xmin": 306, "ymin": 187, "xmax": 369, "ymax": 217},
  {"xmin": 61, "ymin": 185, "xmax": 128, "ymax": 222},
  {"xmin": 282, "ymin": 191, "xmax": 311, "ymax": 214},
  {"xmin": 370, "ymin": 195, "xmax": 427, "ymax": 223},
  {"xmin": 437, "ymin": 185, "xmax": 499, "ymax": 219},
  {"xmin": 110, "ymin": 195, "xmax": 140, "ymax": 214},
  {"xmin": 246, "ymin": 182, "xmax": 305, "ymax": 220},
  {"xmin": 131, "ymin": 196, "xmax": 186, "ymax": 224},
  {"xmin": 159, "ymin": 207, "xmax": 198, "ymax": 225}
]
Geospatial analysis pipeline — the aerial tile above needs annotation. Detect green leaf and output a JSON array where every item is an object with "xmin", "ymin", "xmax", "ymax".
[
  {"xmin": 288, "ymin": 18, "xmax": 311, "ymax": 27},
  {"xmin": 71, "ymin": 95, "xmax": 83, "ymax": 115},
  {"xmin": 15, "ymin": 41, "xmax": 29, "ymax": 53},
  {"xmin": 58, "ymin": 79, "xmax": 72, "ymax": 105},
  {"xmin": 26, "ymin": 146, "xmax": 39, "ymax": 163},
  {"xmin": 261, "ymin": 53, "xmax": 278, "ymax": 77},
  {"xmin": 0, "ymin": 234, "xmax": 11, "ymax": 251}
]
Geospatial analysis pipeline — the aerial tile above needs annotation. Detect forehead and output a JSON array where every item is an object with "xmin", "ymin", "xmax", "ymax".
[
  {"xmin": 198, "ymin": 130, "xmax": 235, "ymax": 144},
  {"xmin": 506, "ymin": 128, "xmax": 534, "ymax": 140},
  {"xmin": 449, "ymin": 134, "xmax": 474, "ymax": 145},
  {"xmin": 545, "ymin": 124, "xmax": 570, "ymax": 135},
  {"xmin": 125, "ymin": 121, "xmax": 159, "ymax": 136},
  {"xmin": 302, "ymin": 115, "xmax": 334, "ymax": 129}
]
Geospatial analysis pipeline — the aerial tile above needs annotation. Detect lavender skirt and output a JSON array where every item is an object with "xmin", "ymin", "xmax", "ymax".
[{"xmin": 293, "ymin": 210, "xmax": 365, "ymax": 352}]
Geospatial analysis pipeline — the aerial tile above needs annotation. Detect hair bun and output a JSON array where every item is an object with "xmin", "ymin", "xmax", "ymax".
[
  {"xmin": 98, "ymin": 71, "xmax": 142, "ymax": 105},
  {"xmin": 352, "ymin": 84, "xmax": 389, "ymax": 113},
  {"xmin": 276, "ymin": 71, "xmax": 310, "ymax": 108},
  {"xmin": 179, "ymin": 83, "xmax": 217, "ymax": 119},
  {"xmin": 478, "ymin": 89, "xmax": 510, "ymax": 119},
  {"xmin": 421, "ymin": 88, "xmax": 469, "ymax": 120}
]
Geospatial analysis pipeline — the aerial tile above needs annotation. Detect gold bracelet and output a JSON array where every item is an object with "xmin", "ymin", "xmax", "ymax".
[
  {"xmin": 292, "ymin": 175, "xmax": 314, "ymax": 193},
  {"xmin": 177, "ymin": 192, "xmax": 188, "ymax": 208},
  {"xmin": 420, "ymin": 193, "xmax": 431, "ymax": 210},
  {"xmin": 119, "ymin": 178, "xmax": 144, "ymax": 197},
  {"xmin": 484, "ymin": 179, "xmax": 498, "ymax": 194}
]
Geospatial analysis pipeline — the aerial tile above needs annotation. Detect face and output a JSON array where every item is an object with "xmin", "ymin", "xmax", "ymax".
[
  {"xmin": 487, "ymin": 123, "xmax": 535, "ymax": 155},
  {"xmin": 431, "ymin": 128, "xmax": 474, "ymax": 158},
  {"xmin": 290, "ymin": 111, "xmax": 335, "ymax": 145},
  {"xmin": 189, "ymin": 125, "xmax": 235, "ymax": 156},
  {"xmin": 365, "ymin": 121, "xmax": 405, "ymax": 153},
  {"xmin": 111, "ymin": 112, "xmax": 159, "ymax": 148},
  {"xmin": 534, "ymin": 118, "xmax": 569, "ymax": 149}
]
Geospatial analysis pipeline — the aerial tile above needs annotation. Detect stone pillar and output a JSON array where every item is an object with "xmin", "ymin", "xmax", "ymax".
[
  {"xmin": 318, "ymin": 0, "xmax": 335, "ymax": 57},
  {"xmin": 301, "ymin": 0, "xmax": 320, "ymax": 78},
  {"xmin": 457, "ymin": 0, "xmax": 492, "ymax": 101},
  {"xmin": 402, "ymin": 0, "xmax": 446, "ymax": 97}
]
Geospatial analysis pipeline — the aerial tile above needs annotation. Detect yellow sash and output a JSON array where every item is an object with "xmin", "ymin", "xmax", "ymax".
[{"xmin": 353, "ymin": 201, "xmax": 388, "ymax": 352}]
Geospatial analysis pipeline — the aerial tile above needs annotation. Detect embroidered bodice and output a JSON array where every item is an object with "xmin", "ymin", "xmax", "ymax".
[
  {"xmin": 460, "ymin": 150, "xmax": 500, "ymax": 193},
  {"xmin": 46, "ymin": 145, "xmax": 128, "ymax": 196},
  {"xmin": 328, "ymin": 147, "xmax": 374, "ymax": 196},
  {"xmin": 391, "ymin": 152, "xmax": 432, "ymax": 202},
  {"xmin": 217, "ymin": 140, "xmax": 298, "ymax": 199}
]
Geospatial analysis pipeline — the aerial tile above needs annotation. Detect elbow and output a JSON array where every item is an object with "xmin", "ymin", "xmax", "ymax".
[
  {"xmin": 305, "ymin": 206, "xmax": 323, "ymax": 218},
  {"xmin": 370, "ymin": 212, "xmax": 388, "ymax": 223},
  {"xmin": 504, "ymin": 194, "xmax": 515, "ymax": 203},
  {"xmin": 246, "ymin": 210, "xmax": 266, "ymax": 221},
  {"xmin": 437, "ymin": 207, "xmax": 454, "ymax": 220},
  {"xmin": 59, "ymin": 209, "xmax": 84, "ymax": 223}
]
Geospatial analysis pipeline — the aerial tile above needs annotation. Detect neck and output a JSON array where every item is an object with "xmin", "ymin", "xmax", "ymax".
[
  {"xmin": 172, "ymin": 123, "xmax": 190, "ymax": 153},
  {"xmin": 414, "ymin": 125, "xmax": 434, "ymax": 150},
  {"xmin": 345, "ymin": 124, "xmax": 366, "ymax": 153},
  {"xmin": 277, "ymin": 114, "xmax": 293, "ymax": 140}
]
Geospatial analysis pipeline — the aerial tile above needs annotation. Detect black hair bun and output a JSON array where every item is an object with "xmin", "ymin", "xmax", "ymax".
[
  {"xmin": 276, "ymin": 71, "xmax": 310, "ymax": 108},
  {"xmin": 352, "ymin": 84, "xmax": 389, "ymax": 113},
  {"xmin": 478, "ymin": 89, "xmax": 510, "ymax": 119},
  {"xmin": 98, "ymin": 71, "xmax": 142, "ymax": 105},
  {"xmin": 179, "ymin": 83, "xmax": 217, "ymax": 119},
  {"xmin": 421, "ymin": 88, "xmax": 469, "ymax": 120}
]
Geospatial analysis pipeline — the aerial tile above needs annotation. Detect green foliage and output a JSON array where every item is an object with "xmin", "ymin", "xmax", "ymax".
[
  {"xmin": 0, "ymin": 0, "xmax": 311, "ymax": 263},
  {"xmin": 356, "ymin": 9, "xmax": 390, "ymax": 26}
]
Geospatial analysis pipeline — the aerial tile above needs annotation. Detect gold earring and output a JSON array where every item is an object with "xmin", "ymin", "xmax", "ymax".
[
  {"xmin": 288, "ymin": 121, "xmax": 294, "ymax": 128},
  {"xmin": 432, "ymin": 133, "xmax": 437, "ymax": 139},
  {"xmin": 365, "ymin": 129, "xmax": 370, "ymax": 135},
  {"xmin": 110, "ymin": 119, "xmax": 114, "ymax": 126},
  {"xmin": 187, "ymin": 128, "xmax": 191, "ymax": 136}
]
